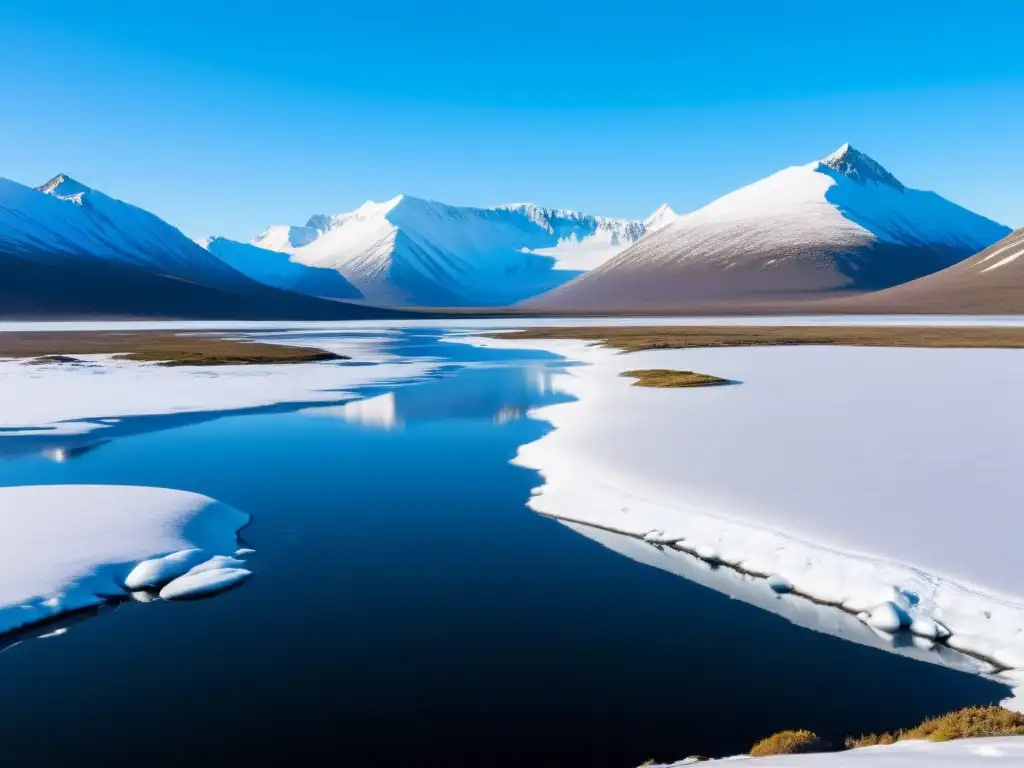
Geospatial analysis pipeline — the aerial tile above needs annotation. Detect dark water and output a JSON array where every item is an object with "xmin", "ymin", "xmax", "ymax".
[{"xmin": 0, "ymin": 328, "xmax": 1007, "ymax": 766}]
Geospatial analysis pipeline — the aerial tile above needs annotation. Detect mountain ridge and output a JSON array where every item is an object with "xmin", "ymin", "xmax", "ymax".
[
  {"xmin": 249, "ymin": 194, "xmax": 672, "ymax": 306},
  {"xmin": 525, "ymin": 144, "xmax": 1010, "ymax": 311},
  {"xmin": 0, "ymin": 174, "xmax": 400, "ymax": 318}
]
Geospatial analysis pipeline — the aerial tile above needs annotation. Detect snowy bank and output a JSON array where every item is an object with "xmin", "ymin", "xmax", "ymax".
[
  {"xmin": 460, "ymin": 335, "xmax": 1024, "ymax": 690},
  {"xmin": 0, "ymin": 485, "xmax": 251, "ymax": 635},
  {"xmin": 0, "ymin": 350, "xmax": 431, "ymax": 436},
  {"xmin": 649, "ymin": 735, "xmax": 1024, "ymax": 765}
]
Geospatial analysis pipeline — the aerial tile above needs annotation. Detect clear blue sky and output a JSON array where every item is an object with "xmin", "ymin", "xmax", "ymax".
[{"xmin": 1, "ymin": 0, "xmax": 1021, "ymax": 240}]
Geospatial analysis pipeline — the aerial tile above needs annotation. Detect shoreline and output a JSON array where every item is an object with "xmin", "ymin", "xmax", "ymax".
[
  {"xmin": 488, "ymin": 323, "xmax": 1024, "ymax": 350},
  {"xmin": 0, "ymin": 330, "xmax": 348, "ymax": 366},
  {"xmin": 455, "ymin": 330, "xmax": 1024, "ymax": 709}
]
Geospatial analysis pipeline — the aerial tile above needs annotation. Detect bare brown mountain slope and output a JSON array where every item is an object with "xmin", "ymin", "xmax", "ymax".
[{"xmin": 830, "ymin": 228, "xmax": 1024, "ymax": 314}]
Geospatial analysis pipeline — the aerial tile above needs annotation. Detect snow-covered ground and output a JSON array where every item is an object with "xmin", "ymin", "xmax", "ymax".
[
  {"xmin": 457, "ymin": 333, "xmax": 1024, "ymax": 700},
  {"xmin": 0, "ymin": 485, "xmax": 252, "ymax": 635},
  {"xmin": 650, "ymin": 736, "xmax": 1024, "ymax": 765},
  {"xmin": 0, "ymin": 332, "xmax": 431, "ymax": 436}
]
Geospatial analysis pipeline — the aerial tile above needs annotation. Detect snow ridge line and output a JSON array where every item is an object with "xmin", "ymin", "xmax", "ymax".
[{"xmin": 535, "ymin": 509, "xmax": 1011, "ymax": 674}]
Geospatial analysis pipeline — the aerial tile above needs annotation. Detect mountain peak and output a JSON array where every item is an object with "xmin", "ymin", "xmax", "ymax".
[
  {"xmin": 643, "ymin": 203, "xmax": 678, "ymax": 232},
  {"xmin": 818, "ymin": 144, "xmax": 904, "ymax": 191},
  {"xmin": 37, "ymin": 174, "xmax": 92, "ymax": 203}
]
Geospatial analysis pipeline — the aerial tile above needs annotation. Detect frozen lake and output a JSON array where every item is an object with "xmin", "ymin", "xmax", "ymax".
[{"xmin": 0, "ymin": 324, "xmax": 1012, "ymax": 766}]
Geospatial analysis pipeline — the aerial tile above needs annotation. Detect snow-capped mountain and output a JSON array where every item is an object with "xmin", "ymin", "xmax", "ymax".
[
  {"xmin": 0, "ymin": 174, "xmax": 254, "ymax": 290},
  {"xmin": 251, "ymin": 195, "xmax": 671, "ymax": 306},
  {"xmin": 201, "ymin": 236, "xmax": 363, "ymax": 301},
  {"xmin": 0, "ymin": 174, "xmax": 392, "ymax": 318},
  {"xmin": 642, "ymin": 203, "xmax": 678, "ymax": 233},
  {"xmin": 527, "ymin": 145, "xmax": 1011, "ymax": 310},
  {"xmin": 837, "ymin": 227, "xmax": 1024, "ymax": 313}
]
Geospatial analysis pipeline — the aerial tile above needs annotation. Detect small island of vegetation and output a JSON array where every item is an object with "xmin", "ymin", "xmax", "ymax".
[{"xmin": 620, "ymin": 369, "xmax": 733, "ymax": 388}]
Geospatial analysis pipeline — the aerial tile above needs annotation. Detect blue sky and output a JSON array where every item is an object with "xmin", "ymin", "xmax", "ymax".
[{"xmin": 1, "ymin": 0, "xmax": 1021, "ymax": 239}]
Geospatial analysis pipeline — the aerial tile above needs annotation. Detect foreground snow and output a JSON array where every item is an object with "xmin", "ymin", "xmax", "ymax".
[
  {"xmin": 461, "ymin": 334, "xmax": 1024, "ymax": 693},
  {"xmin": 0, "ymin": 486, "xmax": 251, "ymax": 635},
  {"xmin": 651, "ymin": 736, "xmax": 1024, "ymax": 765}
]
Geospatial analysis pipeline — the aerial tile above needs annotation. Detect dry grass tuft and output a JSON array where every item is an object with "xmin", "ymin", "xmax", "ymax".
[
  {"xmin": 845, "ymin": 731, "xmax": 898, "ymax": 749},
  {"xmin": 845, "ymin": 706, "xmax": 1024, "ymax": 749},
  {"xmin": 620, "ymin": 369, "xmax": 732, "ymax": 388},
  {"xmin": 749, "ymin": 729, "xmax": 827, "ymax": 757}
]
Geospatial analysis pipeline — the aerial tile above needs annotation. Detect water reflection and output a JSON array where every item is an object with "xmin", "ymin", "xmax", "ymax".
[
  {"xmin": 301, "ymin": 365, "xmax": 565, "ymax": 430},
  {"xmin": 0, "ymin": 327, "xmax": 568, "ymax": 461}
]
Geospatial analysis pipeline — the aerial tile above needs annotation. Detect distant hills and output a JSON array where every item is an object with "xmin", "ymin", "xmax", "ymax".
[
  {"xmin": 525, "ymin": 145, "xmax": 1011, "ymax": 312},
  {"xmin": 0, "ymin": 147, "xmax": 1017, "ymax": 318},
  {"xmin": 243, "ymin": 196, "xmax": 674, "ymax": 306}
]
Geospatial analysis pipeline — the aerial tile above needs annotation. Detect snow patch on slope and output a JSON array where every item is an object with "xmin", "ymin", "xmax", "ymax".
[{"xmin": 641, "ymin": 145, "xmax": 1007, "ymax": 266}]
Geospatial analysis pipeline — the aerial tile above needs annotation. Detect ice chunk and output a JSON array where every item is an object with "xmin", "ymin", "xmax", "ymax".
[
  {"xmin": 159, "ymin": 568, "xmax": 252, "ymax": 600},
  {"xmin": 865, "ymin": 602, "xmax": 906, "ymax": 633},
  {"xmin": 124, "ymin": 548, "xmax": 210, "ymax": 590},
  {"xmin": 183, "ymin": 555, "xmax": 248, "ymax": 576}
]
